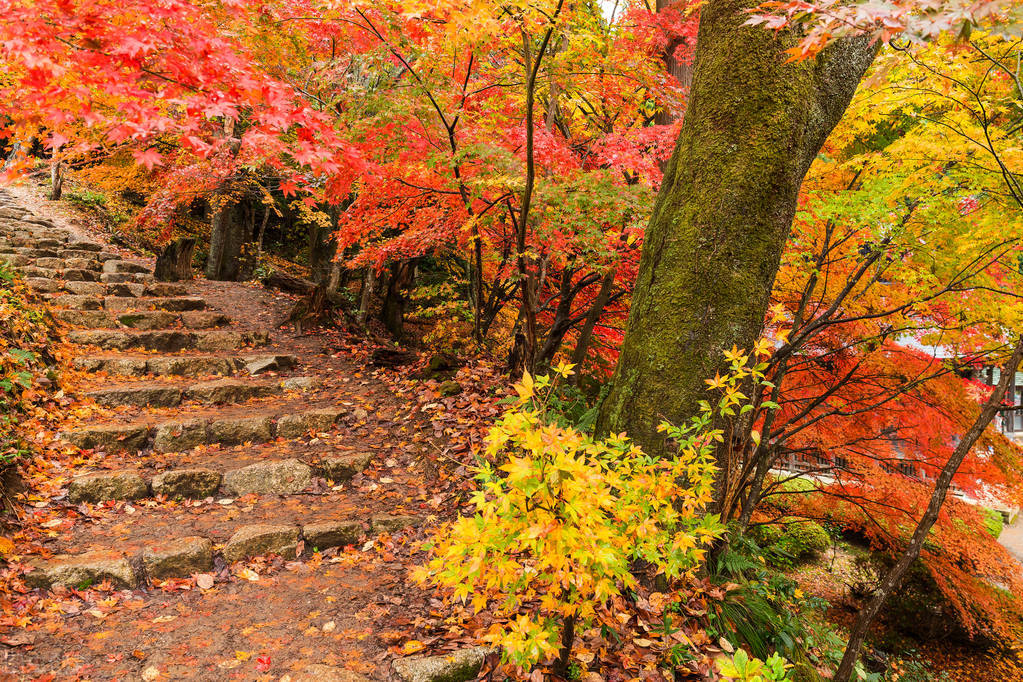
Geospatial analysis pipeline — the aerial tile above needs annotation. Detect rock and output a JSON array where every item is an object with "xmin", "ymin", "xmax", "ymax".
[
  {"xmin": 289, "ymin": 665, "xmax": 370, "ymax": 682},
  {"xmin": 33, "ymin": 257, "xmax": 65, "ymax": 269},
  {"xmin": 276, "ymin": 408, "xmax": 342, "ymax": 439},
  {"xmin": 106, "ymin": 282, "xmax": 145, "ymax": 297},
  {"xmin": 194, "ymin": 330, "xmax": 267, "ymax": 351},
  {"xmin": 73, "ymin": 356, "xmax": 147, "ymax": 375},
  {"xmin": 392, "ymin": 647, "xmax": 491, "ymax": 682},
  {"xmin": 63, "ymin": 258, "xmax": 99, "ymax": 270},
  {"xmin": 67, "ymin": 330, "xmax": 194, "ymax": 352},
  {"xmin": 370, "ymin": 514, "xmax": 421, "ymax": 534},
  {"xmin": 152, "ymin": 419, "xmax": 208, "ymax": 452},
  {"xmin": 179, "ymin": 312, "xmax": 229, "ymax": 328},
  {"xmin": 59, "ymin": 268, "xmax": 101, "ymax": 282},
  {"xmin": 146, "ymin": 356, "xmax": 235, "ymax": 377},
  {"xmin": 151, "ymin": 468, "xmax": 222, "ymax": 498},
  {"xmin": 63, "ymin": 425, "xmax": 151, "ymax": 453},
  {"xmin": 223, "ymin": 459, "xmax": 312, "ymax": 495},
  {"xmin": 103, "ymin": 296, "xmax": 204, "ymax": 312},
  {"xmin": 0, "ymin": 253, "xmax": 28, "ymax": 267},
  {"xmin": 54, "ymin": 310, "xmax": 111, "ymax": 327},
  {"xmin": 145, "ymin": 282, "xmax": 189, "ymax": 297},
  {"xmin": 25, "ymin": 550, "xmax": 138, "ymax": 589},
  {"xmin": 184, "ymin": 379, "xmax": 272, "ymax": 404},
  {"xmin": 52, "ymin": 294, "xmax": 103, "ymax": 310},
  {"xmin": 0, "ymin": 207, "xmax": 27, "ymax": 220},
  {"xmin": 103, "ymin": 259, "xmax": 149, "ymax": 274},
  {"xmin": 243, "ymin": 354, "xmax": 297, "ymax": 375},
  {"xmin": 438, "ymin": 380, "xmax": 462, "ymax": 397},
  {"xmin": 208, "ymin": 415, "xmax": 273, "ymax": 445},
  {"xmin": 67, "ymin": 471, "xmax": 149, "ymax": 503},
  {"xmin": 66, "ymin": 240, "xmax": 102, "ymax": 252},
  {"xmin": 143, "ymin": 536, "xmax": 213, "ymax": 579},
  {"xmin": 302, "ymin": 521, "xmax": 361, "ymax": 551},
  {"xmin": 281, "ymin": 376, "xmax": 318, "ymax": 391},
  {"xmin": 222, "ymin": 524, "xmax": 299, "ymax": 562},
  {"xmin": 25, "ymin": 277, "xmax": 59, "ymax": 293},
  {"xmin": 318, "ymin": 453, "xmax": 372, "ymax": 482},
  {"xmin": 86, "ymin": 385, "xmax": 182, "ymax": 408},
  {"xmin": 117, "ymin": 311, "xmax": 177, "ymax": 330},
  {"xmin": 63, "ymin": 281, "xmax": 105, "ymax": 296}
]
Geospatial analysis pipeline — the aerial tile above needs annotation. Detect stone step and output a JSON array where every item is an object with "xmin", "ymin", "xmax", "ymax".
[
  {"xmin": 83, "ymin": 376, "xmax": 308, "ymax": 407},
  {"xmin": 23, "ymin": 510, "xmax": 416, "ymax": 589},
  {"xmin": 74, "ymin": 353, "xmax": 298, "ymax": 377},
  {"xmin": 100, "ymin": 271, "xmax": 154, "ymax": 284},
  {"xmin": 55, "ymin": 309, "xmax": 230, "ymax": 330},
  {"xmin": 66, "ymin": 328, "xmax": 265, "ymax": 352},
  {"xmin": 46, "ymin": 282, "xmax": 191, "ymax": 300},
  {"xmin": 66, "ymin": 452, "xmax": 369, "ymax": 502},
  {"xmin": 62, "ymin": 403, "xmax": 346, "ymax": 453},
  {"xmin": 103, "ymin": 259, "xmax": 150, "ymax": 275},
  {"xmin": 21, "ymin": 266, "xmax": 101, "ymax": 281},
  {"xmin": 101, "ymin": 296, "xmax": 206, "ymax": 311}
]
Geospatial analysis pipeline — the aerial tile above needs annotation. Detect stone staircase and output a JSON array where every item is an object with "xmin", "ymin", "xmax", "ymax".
[{"xmin": 0, "ymin": 189, "xmax": 421, "ymax": 601}]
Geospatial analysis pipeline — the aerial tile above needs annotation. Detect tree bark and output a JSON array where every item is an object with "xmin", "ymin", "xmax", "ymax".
[
  {"xmin": 381, "ymin": 260, "xmax": 416, "ymax": 339},
  {"xmin": 154, "ymin": 237, "xmax": 196, "ymax": 281},
  {"xmin": 568, "ymin": 269, "xmax": 616, "ymax": 381},
  {"xmin": 206, "ymin": 200, "xmax": 232, "ymax": 280},
  {"xmin": 595, "ymin": 0, "xmax": 876, "ymax": 463},
  {"xmin": 357, "ymin": 267, "xmax": 376, "ymax": 326},
  {"xmin": 49, "ymin": 159, "xmax": 63, "ymax": 200},
  {"xmin": 309, "ymin": 221, "xmax": 338, "ymax": 289},
  {"xmin": 206, "ymin": 200, "xmax": 257, "ymax": 281}
]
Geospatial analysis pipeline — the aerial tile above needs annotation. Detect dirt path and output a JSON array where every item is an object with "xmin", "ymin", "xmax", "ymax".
[
  {"xmin": 0, "ymin": 187, "xmax": 459, "ymax": 680},
  {"xmin": 998, "ymin": 515, "xmax": 1023, "ymax": 564}
]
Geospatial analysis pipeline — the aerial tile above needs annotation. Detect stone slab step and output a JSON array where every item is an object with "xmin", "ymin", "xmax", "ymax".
[
  {"xmin": 74, "ymin": 353, "xmax": 298, "ymax": 377},
  {"xmin": 67, "ymin": 329, "xmax": 267, "ymax": 352},
  {"xmin": 22, "ymin": 266, "xmax": 101, "ymax": 281},
  {"xmin": 100, "ymin": 271, "xmax": 154, "ymax": 284},
  {"xmin": 66, "ymin": 453, "xmax": 370, "ymax": 502},
  {"xmin": 102, "ymin": 259, "xmax": 150, "ymax": 275},
  {"xmin": 84, "ymin": 376, "xmax": 301, "ymax": 407},
  {"xmin": 45, "ymin": 282, "xmax": 191, "ymax": 303},
  {"xmin": 55, "ymin": 309, "xmax": 229, "ymax": 330},
  {"xmin": 100, "ymin": 296, "xmax": 206, "ymax": 312},
  {"xmin": 62, "ymin": 404, "xmax": 346, "ymax": 453},
  {"xmin": 23, "ymin": 512, "xmax": 416, "ymax": 589}
]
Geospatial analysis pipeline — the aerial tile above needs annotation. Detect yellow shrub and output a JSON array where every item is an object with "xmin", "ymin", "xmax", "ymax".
[{"xmin": 414, "ymin": 363, "xmax": 726, "ymax": 669}]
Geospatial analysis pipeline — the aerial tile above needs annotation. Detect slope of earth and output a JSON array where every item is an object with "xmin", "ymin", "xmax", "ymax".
[{"xmin": 0, "ymin": 185, "xmax": 484, "ymax": 681}]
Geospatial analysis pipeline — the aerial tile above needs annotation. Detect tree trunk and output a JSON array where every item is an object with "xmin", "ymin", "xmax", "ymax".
[
  {"xmin": 206, "ymin": 200, "xmax": 256, "ymax": 281},
  {"xmin": 381, "ymin": 260, "xmax": 415, "ymax": 339},
  {"xmin": 833, "ymin": 337, "xmax": 1023, "ymax": 681},
  {"xmin": 594, "ymin": 0, "xmax": 876, "ymax": 464},
  {"xmin": 206, "ymin": 200, "xmax": 232, "ymax": 280},
  {"xmin": 49, "ymin": 159, "xmax": 63, "ymax": 200},
  {"xmin": 357, "ymin": 267, "xmax": 376, "ymax": 326},
  {"xmin": 568, "ymin": 269, "xmax": 616, "ymax": 382},
  {"xmin": 255, "ymin": 204, "xmax": 271, "ymax": 256},
  {"xmin": 154, "ymin": 237, "xmax": 196, "ymax": 281},
  {"xmin": 309, "ymin": 221, "xmax": 338, "ymax": 289},
  {"xmin": 262, "ymin": 270, "xmax": 316, "ymax": 295}
]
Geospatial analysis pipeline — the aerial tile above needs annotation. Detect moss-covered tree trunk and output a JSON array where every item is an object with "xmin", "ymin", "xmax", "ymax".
[{"xmin": 595, "ymin": 0, "xmax": 876, "ymax": 463}]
